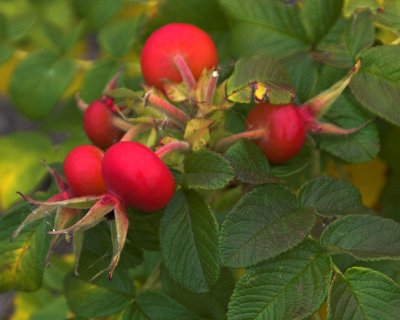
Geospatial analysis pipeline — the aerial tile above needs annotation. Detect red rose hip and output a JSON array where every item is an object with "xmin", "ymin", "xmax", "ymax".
[
  {"xmin": 246, "ymin": 103, "xmax": 307, "ymax": 164},
  {"xmin": 141, "ymin": 22, "xmax": 218, "ymax": 89},
  {"xmin": 64, "ymin": 145, "xmax": 108, "ymax": 197},
  {"xmin": 102, "ymin": 141, "xmax": 175, "ymax": 212},
  {"xmin": 83, "ymin": 99, "xmax": 124, "ymax": 149}
]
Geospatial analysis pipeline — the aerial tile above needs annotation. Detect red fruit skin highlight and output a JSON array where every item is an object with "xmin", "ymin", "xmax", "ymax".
[
  {"xmin": 102, "ymin": 141, "xmax": 175, "ymax": 212},
  {"xmin": 246, "ymin": 103, "xmax": 307, "ymax": 164},
  {"xmin": 64, "ymin": 145, "xmax": 108, "ymax": 197},
  {"xmin": 141, "ymin": 23, "xmax": 218, "ymax": 89},
  {"xmin": 83, "ymin": 99, "xmax": 124, "ymax": 149}
]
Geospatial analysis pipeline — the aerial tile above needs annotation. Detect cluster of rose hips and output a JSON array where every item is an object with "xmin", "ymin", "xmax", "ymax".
[{"xmin": 13, "ymin": 22, "xmax": 363, "ymax": 279}]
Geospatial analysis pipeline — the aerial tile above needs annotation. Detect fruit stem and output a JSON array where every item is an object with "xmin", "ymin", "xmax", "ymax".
[
  {"xmin": 205, "ymin": 70, "xmax": 219, "ymax": 105},
  {"xmin": 111, "ymin": 117, "xmax": 134, "ymax": 131},
  {"xmin": 173, "ymin": 54, "xmax": 197, "ymax": 90},
  {"xmin": 305, "ymin": 59, "xmax": 361, "ymax": 118},
  {"xmin": 214, "ymin": 128, "xmax": 265, "ymax": 152},
  {"xmin": 144, "ymin": 91, "xmax": 190, "ymax": 124},
  {"xmin": 120, "ymin": 123, "xmax": 152, "ymax": 142},
  {"xmin": 155, "ymin": 140, "xmax": 191, "ymax": 158}
]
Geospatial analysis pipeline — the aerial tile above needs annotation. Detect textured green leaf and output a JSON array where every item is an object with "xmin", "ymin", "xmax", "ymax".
[
  {"xmin": 10, "ymin": 51, "xmax": 75, "ymax": 119},
  {"xmin": 220, "ymin": 184, "xmax": 316, "ymax": 268},
  {"xmin": 328, "ymin": 267, "xmax": 400, "ymax": 320},
  {"xmin": 99, "ymin": 18, "xmax": 142, "ymax": 57},
  {"xmin": 225, "ymin": 139, "xmax": 277, "ymax": 185},
  {"xmin": 285, "ymin": 53, "xmax": 319, "ymax": 102},
  {"xmin": 183, "ymin": 150, "xmax": 235, "ymax": 190},
  {"xmin": 219, "ymin": 0, "xmax": 309, "ymax": 58},
  {"xmin": 160, "ymin": 190, "xmax": 220, "ymax": 292},
  {"xmin": 228, "ymin": 240, "xmax": 333, "ymax": 320},
  {"xmin": 301, "ymin": 0, "xmax": 344, "ymax": 43},
  {"xmin": 127, "ymin": 209, "xmax": 162, "ymax": 251},
  {"xmin": 80, "ymin": 59, "xmax": 120, "ymax": 102},
  {"xmin": 299, "ymin": 176, "xmax": 371, "ymax": 217},
  {"xmin": 226, "ymin": 55, "xmax": 294, "ymax": 104},
  {"xmin": 321, "ymin": 214, "xmax": 400, "ymax": 260},
  {"xmin": 0, "ymin": 203, "xmax": 50, "ymax": 292},
  {"xmin": 64, "ymin": 269, "xmax": 134, "ymax": 318},
  {"xmin": 345, "ymin": 9, "xmax": 375, "ymax": 57},
  {"xmin": 125, "ymin": 291, "xmax": 202, "ymax": 320},
  {"xmin": 0, "ymin": 132, "xmax": 52, "ymax": 211},
  {"xmin": 350, "ymin": 45, "xmax": 400, "ymax": 126},
  {"xmin": 316, "ymin": 92, "xmax": 380, "ymax": 163},
  {"xmin": 162, "ymin": 267, "xmax": 235, "ymax": 320}
]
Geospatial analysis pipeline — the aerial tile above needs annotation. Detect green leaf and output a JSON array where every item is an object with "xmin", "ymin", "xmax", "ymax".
[
  {"xmin": 301, "ymin": 0, "xmax": 344, "ymax": 43},
  {"xmin": 99, "ymin": 18, "xmax": 143, "ymax": 57},
  {"xmin": 146, "ymin": 0, "xmax": 228, "ymax": 32},
  {"xmin": 76, "ymin": 222, "xmax": 142, "ymax": 281},
  {"xmin": 219, "ymin": 184, "xmax": 316, "ymax": 268},
  {"xmin": 219, "ymin": 0, "xmax": 309, "ymax": 58},
  {"xmin": 345, "ymin": 9, "xmax": 375, "ymax": 58},
  {"xmin": 298, "ymin": 176, "xmax": 371, "ymax": 217},
  {"xmin": 72, "ymin": 0, "xmax": 123, "ymax": 30},
  {"xmin": 7, "ymin": 13, "xmax": 36, "ymax": 41},
  {"xmin": 350, "ymin": 45, "xmax": 400, "ymax": 127},
  {"xmin": 183, "ymin": 150, "xmax": 235, "ymax": 190},
  {"xmin": 80, "ymin": 59, "xmax": 120, "ymax": 102},
  {"xmin": 316, "ymin": 92, "xmax": 380, "ymax": 163},
  {"xmin": 0, "ymin": 44, "xmax": 12, "ymax": 64},
  {"xmin": 160, "ymin": 190, "xmax": 220, "ymax": 293},
  {"xmin": 10, "ymin": 51, "xmax": 75, "ymax": 119},
  {"xmin": 127, "ymin": 209, "xmax": 162, "ymax": 251},
  {"xmin": 125, "ymin": 291, "xmax": 202, "ymax": 320},
  {"xmin": 64, "ymin": 270, "xmax": 133, "ymax": 318},
  {"xmin": 227, "ymin": 240, "xmax": 333, "ymax": 320},
  {"xmin": 225, "ymin": 139, "xmax": 277, "ymax": 184},
  {"xmin": 226, "ymin": 54, "xmax": 294, "ymax": 104},
  {"xmin": 375, "ymin": 0, "xmax": 400, "ymax": 31},
  {"xmin": 321, "ymin": 214, "xmax": 400, "ymax": 260},
  {"xmin": 284, "ymin": 53, "xmax": 319, "ymax": 102},
  {"xmin": 328, "ymin": 267, "xmax": 400, "ymax": 320},
  {"xmin": 0, "ymin": 203, "xmax": 50, "ymax": 292},
  {"xmin": 162, "ymin": 267, "xmax": 235, "ymax": 320},
  {"xmin": 0, "ymin": 132, "xmax": 52, "ymax": 211}
]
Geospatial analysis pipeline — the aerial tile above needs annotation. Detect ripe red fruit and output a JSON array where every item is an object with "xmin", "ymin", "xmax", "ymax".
[
  {"xmin": 246, "ymin": 103, "xmax": 307, "ymax": 164},
  {"xmin": 141, "ymin": 22, "xmax": 218, "ymax": 89},
  {"xmin": 83, "ymin": 99, "xmax": 124, "ymax": 149},
  {"xmin": 102, "ymin": 141, "xmax": 175, "ymax": 212},
  {"xmin": 64, "ymin": 145, "xmax": 108, "ymax": 197}
]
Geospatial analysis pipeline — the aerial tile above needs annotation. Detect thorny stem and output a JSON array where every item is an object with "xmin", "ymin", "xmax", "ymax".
[
  {"xmin": 205, "ymin": 70, "xmax": 219, "ymax": 105},
  {"xmin": 173, "ymin": 54, "xmax": 197, "ymax": 90},
  {"xmin": 144, "ymin": 91, "xmax": 190, "ymax": 124},
  {"xmin": 155, "ymin": 140, "xmax": 191, "ymax": 158},
  {"xmin": 214, "ymin": 128, "xmax": 265, "ymax": 152},
  {"xmin": 333, "ymin": 263, "xmax": 344, "ymax": 276}
]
